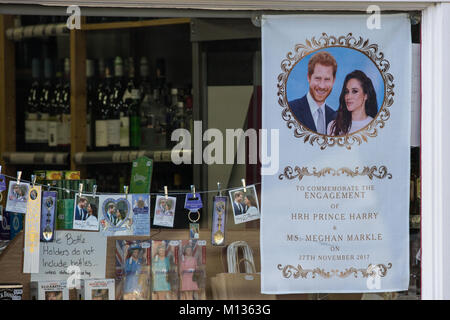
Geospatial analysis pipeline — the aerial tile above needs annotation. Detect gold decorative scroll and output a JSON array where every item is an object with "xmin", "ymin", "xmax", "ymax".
[
  {"xmin": 277, "ymin": 263, "xmax": 392, "ymax": 279},
  {"xmin": 278, "ymin": 33, "xmax": 394, "ymax": 150},
  {"xmin": 279, "ymin": 165, "xmax": 392, "ymax": 181}
]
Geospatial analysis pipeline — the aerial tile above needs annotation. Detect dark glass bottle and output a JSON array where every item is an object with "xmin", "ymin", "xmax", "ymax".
[
  {"xmin": 166, "ymin": 88, "xmax": 178, "ymax": 148},
  {"xmin": 86, "ymin": 59, "xmax": 96, "ymax": 151},
  {"xmin": 47, "ymin": 60, "xmax": 62, "ymax": 150},
  {"xmin": 185, "ymin": 86, "xmax": 194, "ymax": 134},
  {"xmin": 25, "ymin": 58, "xmax": 41, "ymax": 149},
  {"xmin": 37, "ymin": 58, "xmax": 53, "ymax": 151},
  {"xmin": 95, "ymin": 64, "xmax": 112, "ymax": 150},
  {"xmin": 129, "ymin": 86, "xmax": 141, "ymax": 149},
  {"xmin": 120, "ymin": 57, "xmax": 134, "ymax": 149},
  {"xmin": 139, "ymin": 56, "xmax": 154, "ymax": 150},
  {"xmin": 107, "ymin": 57, "xmax": 124, "ymax": 150},
  {"xmin": 123, "ymin": 57, "xmax": 141, "ymax": 149},
  {"xmin": 60, "ymin": 58, "xmax": 71, "ymax": 149}
]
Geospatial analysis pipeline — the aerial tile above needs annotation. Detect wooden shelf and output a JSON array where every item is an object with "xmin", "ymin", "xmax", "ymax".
[
  {"xmin": 73, "ymin": 150, "xmax": 191, "ymax": 164},
  {"xmin": 82, "ymin": 17, "xmax": 191, "ymax": 31},
  {"xmin": 2, "ymin": 152, "xmax": 69, "ymax": 165}
]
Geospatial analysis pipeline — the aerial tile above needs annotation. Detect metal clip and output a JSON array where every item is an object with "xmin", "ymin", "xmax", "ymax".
[
  {"xmin": 217, "ymin": 182, "xmax": 222, "ymax": 197},
  {"xmin": 190, "ymin": 185, "xmax": 198, "ymax": 200},
  {"xmin": 31, "ymin": 175, "xmax": 36, "ymax": 187},
  {"xmin": 78, "ymin": 183, "xmax": 83, "ymax": 198},
  {"xmin": 16, "ymin": 171, "xmax": 22, "ymax": 185},
  {"xmin": 93, "ymin": 185, "xmax": 97, "ymax": 197},
  {"xmin": 124, "ymin": 185, "xmax": 129, "ymax": 200},
  {"xmin": 241, "ymin": 178, "xmax": 247, "ymax": 193},
  {"xmin": 164, "ymin": 186, "xmax": 168, "ymax": 200}
]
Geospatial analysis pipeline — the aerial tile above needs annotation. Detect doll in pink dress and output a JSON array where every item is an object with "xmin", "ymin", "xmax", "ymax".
[{"xmin": 180, "ymin": 245, "xmax": 198, "ymax": 300}]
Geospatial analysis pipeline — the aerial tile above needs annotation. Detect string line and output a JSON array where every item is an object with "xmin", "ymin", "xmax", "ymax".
[{"xmin": 0, "ymin": 173, "xmax": 261, "ymax": 197}]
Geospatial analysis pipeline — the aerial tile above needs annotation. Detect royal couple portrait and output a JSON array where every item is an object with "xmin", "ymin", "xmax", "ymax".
[
  {"xmin": 106, "ymin": 202, "xmax": 125, "ymax": 226},
  {"xmin": 231, "ymin": 190, "xmax": 259, "ymax": 217},
  {"xmin": 74, "ymin": 196, "xmax": 99, "ymax": 229},
  {"xmin": 288, "ymin": 51, "xmax": 378, "ymax": 136},
  {"xmin": 156, "ymin": 197, "xmax": 174, "ymax": 216},
  {"xmin": 8, "ymin": 183, "xmax": 28, "ymax": 202}
]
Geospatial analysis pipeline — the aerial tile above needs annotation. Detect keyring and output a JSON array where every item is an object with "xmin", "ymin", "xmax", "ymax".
[{"xmin": 188, "ymin": 210, "xmax": 200, "ymax": 223}]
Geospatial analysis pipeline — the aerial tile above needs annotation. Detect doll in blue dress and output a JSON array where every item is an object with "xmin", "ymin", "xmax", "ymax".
[{"xmin": 152, "ymin": 244, "xmax": 171, "ymax": 300}]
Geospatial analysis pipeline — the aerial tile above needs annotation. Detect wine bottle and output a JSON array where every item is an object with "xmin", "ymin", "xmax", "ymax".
[
  {"xmin": 120, "ymin": 57, "xmax": 135, "ymax": 149},
  {"xmin": 126, "ymin": 57, "xmax": 142, "ymax": 149},
  {"xmin": 47, "ymin": 60, "xmax": 62, "ymax": 149},
  {"xmin": 86, "ymin": 59, "xmax": 96, "ymax": 151},
  {"xmin": 139, "ymin": 57, "xmax": 153, "ymax": 150},
  {"xmin": 185, "ymin": 86, "xmax": 194, "ymax": 134},
  {"xmin": 166, "ymin": 88, "xmax": 178, "ymax": 148},
  {"xmin": 108, "ymin": 57, "xmax": 123, "ymax": 150},
  {"xmin": 176, "ymin": 101, "xmax": 186, "ymax": 129},
  {"xmin": 154, "ymin": 88, "xmax": 167, "ymax": 149},
  {"xmin": 37, "ymin": 58, "xmax": 53, "ymax": 150},
  {"xmin": 61, "ymin": 58, "xmax": 71, "ymax": 148},
  {"xmin": 95, "ymin": 64, "xmax": 111, "ymax": 150},
  {"xmin": 139, "ymin": 57, "xmax": 151, "ymax": 100},
  {"xmin": 25, "ymin": 58, "xmax": 41, "ymax": 148},
  {"xmin": 129, "ymin": 87, "xmax": 141, "ymax": 149}
]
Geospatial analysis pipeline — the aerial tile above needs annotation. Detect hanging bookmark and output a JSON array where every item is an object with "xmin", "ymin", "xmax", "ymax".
[
  {"xmin": 40, "ymin": 190, "xmax": 57, "ymax": 242},
  {"xmin": 24, "ymin": 184, "xmax": 42, "ymax": 273},
  {"xmin": 212, "ymin": 182, "xmax": 227, "ymax": 246}
]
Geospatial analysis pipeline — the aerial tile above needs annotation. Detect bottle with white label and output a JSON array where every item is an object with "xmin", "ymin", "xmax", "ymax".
[
  {"xmin": 47, "ymin": 61, "xmax": 62, "ymax": 150},
  {"xmin": 25, "ymin": 58, "xmax": 41, "ymax": 147},
  {"xmin": 107, "ymin": 57, "xmax": 123, "ymax": 149},
  {"xmin": 176, "ymin": 101, "xmax": 186, "ymax": 130},
  {"xmin": 95, "ymin": 65, "xmax": 112, "ymax": 150},
  {"xmin": 37, "ymin": 58, "xmax": 52, "ymax": 149},
  {"xmin": 120, "ymin": 57, "xmax": 135, "ymax": 149}
]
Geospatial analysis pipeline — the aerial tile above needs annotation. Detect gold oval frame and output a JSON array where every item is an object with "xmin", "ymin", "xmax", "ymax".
[{"xmin": 279, "ymin": 33, "xmax": 394, "ymax": 150}]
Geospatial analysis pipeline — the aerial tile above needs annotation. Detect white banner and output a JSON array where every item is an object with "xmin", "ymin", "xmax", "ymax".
[{"xmin": 261, "ymin": 14, "xmax": 411, "ymax": 293}]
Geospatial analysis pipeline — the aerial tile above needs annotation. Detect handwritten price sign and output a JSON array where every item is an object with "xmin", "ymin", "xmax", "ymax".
[{"xmin": 31, "ymin": 231, "xmax": 107, "ymax": 282}]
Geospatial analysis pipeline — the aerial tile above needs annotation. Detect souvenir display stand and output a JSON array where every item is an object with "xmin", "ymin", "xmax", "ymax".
[{"xmin": 0, "ymin": 229, "xmax": 267, "ymax": 300}]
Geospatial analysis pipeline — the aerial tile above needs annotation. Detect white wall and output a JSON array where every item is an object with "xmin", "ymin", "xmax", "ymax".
[{"xmin": 421, "ymin": 2, "xmax": 450, "ymax": 300}]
